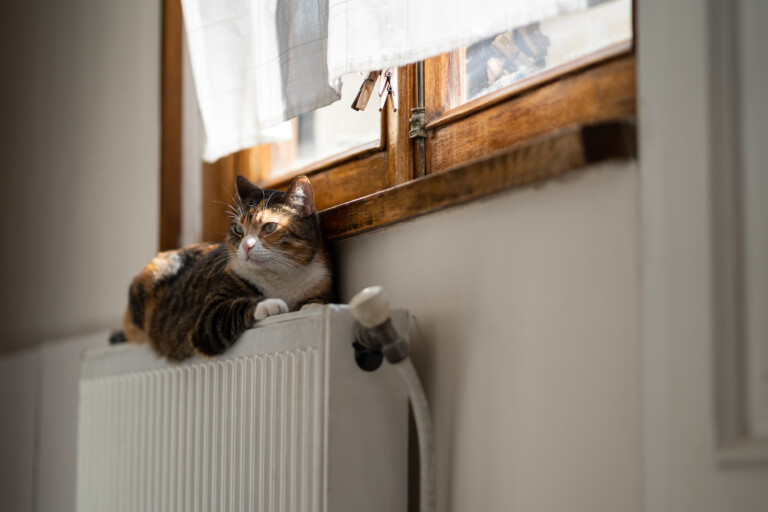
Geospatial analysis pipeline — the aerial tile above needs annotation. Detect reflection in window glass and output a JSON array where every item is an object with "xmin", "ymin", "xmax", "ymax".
[
  {"xmin": 269, "ymin": 74, "xmax": 381, "ymax": 177},
  {"xmin": 451, "ymin": 0, "xmax": 632, "ymax": 108}
]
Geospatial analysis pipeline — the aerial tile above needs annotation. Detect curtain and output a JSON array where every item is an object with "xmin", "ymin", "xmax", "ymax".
[
  {"xmin": 182, "ymin": 0, "xmax": 586, "ymax": 162},
  {"xmin": 181, "ymin": 0, "xmax": 341, "ymax": 162},
  {"xmin": 327, "ymin": 0, "xmax": 586, "ymax": 77}
]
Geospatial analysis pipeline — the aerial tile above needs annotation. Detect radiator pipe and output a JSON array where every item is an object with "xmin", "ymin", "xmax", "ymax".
[{"xmin": 350, "ymin": 286, "xmax": 435, "ymax": 512}]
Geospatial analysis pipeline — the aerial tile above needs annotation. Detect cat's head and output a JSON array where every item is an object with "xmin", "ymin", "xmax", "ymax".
[{"xmin": 226, "ymin": 175, "xmax": 322, "ymax": 273}]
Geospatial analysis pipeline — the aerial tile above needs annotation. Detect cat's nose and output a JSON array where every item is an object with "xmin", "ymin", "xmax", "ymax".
[{"xmin": 243, "ymin": 236, "xmax": 257, "ymax": 254}]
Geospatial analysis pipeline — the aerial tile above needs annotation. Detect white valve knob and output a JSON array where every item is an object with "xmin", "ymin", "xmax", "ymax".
[{"xmin": 349, "ymin": 286, "xmax": 391, "ymax": 328}]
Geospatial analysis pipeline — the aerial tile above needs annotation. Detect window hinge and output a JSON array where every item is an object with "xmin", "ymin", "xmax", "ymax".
[{"xmin": 409, "ymin": 107, "xmax": 427, "ymax": 139}]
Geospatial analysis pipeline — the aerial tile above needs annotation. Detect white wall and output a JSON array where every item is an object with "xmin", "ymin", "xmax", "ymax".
[
  {"xmin": 740, "ymin": 0, "xmax": 768, "ymax": 439},
  {"xmin": 0, "ymin": 1, "xmax": 160, "ymax": 509},
  {"xmin": 0, "ymin": 0, "xmax": 161, "ymax": 353},
  {"xmin": 640, "ymin": 0, "xmax": 768, "ymax": 510},
  {"xmin": 0, "ymin": 333, "xmax": 106, "ymax": 512},
  {"xmin": 335, "ymin": 161, "xmax": 643, "ymax": 512},
  {"xmin": 0, "ymin": 351, "xmax": 40, "ymax": 512}
]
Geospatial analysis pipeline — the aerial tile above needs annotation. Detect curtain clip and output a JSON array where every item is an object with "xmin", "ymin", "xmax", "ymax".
[
  {"xmin": 378, "ymin": 68, "xmax": 398, "ymax": 112},
  {"xmin": 351, "ymin": 71, "xmax": 382, "ymax": 111}
]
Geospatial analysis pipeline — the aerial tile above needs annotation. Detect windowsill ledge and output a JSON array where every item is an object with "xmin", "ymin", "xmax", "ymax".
[{"xmin": 319, "ymin": 119, "xmax": 636, "ymax": 241}]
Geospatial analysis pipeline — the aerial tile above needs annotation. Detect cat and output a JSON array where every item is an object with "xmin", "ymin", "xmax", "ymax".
[{"xmin": 120, "ymin": 174, "xmax": 333, "ymax": 361}]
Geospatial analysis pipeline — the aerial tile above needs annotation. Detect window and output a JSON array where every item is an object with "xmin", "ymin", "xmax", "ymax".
[
  {"xmin": 448, "ymin": 0, "xmax": 632, "ymax": 109},
  {"xmin": 269, "ymin": 74, "xmax": 383, "ymax": 179},
  {"xmin": 161, "ymin": 0, "xmax": 637, "ymax": 249}
]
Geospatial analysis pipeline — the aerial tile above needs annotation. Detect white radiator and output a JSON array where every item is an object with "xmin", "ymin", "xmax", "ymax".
[{"xmin": 76, "ymin": 305, "xmax": 408, "ymax": 512}]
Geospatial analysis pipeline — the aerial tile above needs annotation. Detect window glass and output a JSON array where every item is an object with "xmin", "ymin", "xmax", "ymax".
[
  {"xmin": 450, "ymin": 0, "xmax": 632, "ymax": 108},
  {"xmin": 269, "ymin": 73, "xmax": 382, "ymax": 177}
]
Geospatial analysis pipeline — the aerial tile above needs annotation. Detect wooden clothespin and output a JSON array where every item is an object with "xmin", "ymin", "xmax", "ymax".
[
  {"xmin": 378, "ymin": 68, "xmax": 398, "ymax": 112},
  {"xmin": 351, "ymin": 71, "xmax": 381, "ymax": 111}
]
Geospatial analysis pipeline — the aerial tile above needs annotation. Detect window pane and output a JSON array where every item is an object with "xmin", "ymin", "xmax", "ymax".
[
  {"xmin": 450, "ymin": 0, "xmax": 632, "ymax": 108},
  {"xmin": 269, "ymin": 74, "xmax": 381, "ymax": 177}
]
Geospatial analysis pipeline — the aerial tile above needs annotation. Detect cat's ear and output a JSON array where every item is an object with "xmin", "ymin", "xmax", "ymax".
[
  {"xmin": 235, "ymin": 175, "xmax": 261, "ymax": 201},
  {"xmin": 283, "ymin": 176, "xmax": 315, "ymax": 217}
]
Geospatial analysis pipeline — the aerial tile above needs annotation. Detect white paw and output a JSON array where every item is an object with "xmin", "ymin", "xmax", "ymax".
[
  {"xmin": 300, "ymin": 303, "xmax": 324, "ymax": 312},
  {"xmin": 254, "ymin": 298, "xmax": 289, "ymax": 320}
]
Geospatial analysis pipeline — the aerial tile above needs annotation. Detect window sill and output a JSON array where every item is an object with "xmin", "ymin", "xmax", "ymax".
[{"xmin": 319, "ymin": 119, "xmax": 636, "ymax": 241}]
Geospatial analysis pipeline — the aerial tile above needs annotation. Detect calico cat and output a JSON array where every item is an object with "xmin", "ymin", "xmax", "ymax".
[{"xmin": 121, "ymin": 175, "xmax": 333, "ymax": 361}]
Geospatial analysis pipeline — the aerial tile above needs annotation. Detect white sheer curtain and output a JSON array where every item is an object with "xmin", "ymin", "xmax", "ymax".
[
  {"xmin": 327, "ymin": 0, "xmax": 586, "ymax": 77},
  {"xmin": 181, "ymin": 0, "xmax": 341, "ymax": 162},
  {"xmin": 182, "ymin": 0, "xmax": 586, "ymax": 162}
]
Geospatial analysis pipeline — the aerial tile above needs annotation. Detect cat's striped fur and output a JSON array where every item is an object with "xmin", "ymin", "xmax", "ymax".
[{"xmin": 122, "ymin": 175, "xmax": 333, "ymax": 361}]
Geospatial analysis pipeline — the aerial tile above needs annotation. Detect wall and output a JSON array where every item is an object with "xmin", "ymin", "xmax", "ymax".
[
  {"xmin": 740, "ymin": 0, "xmax": 768, "ymax": 438},
  {"xmin": 0, "ymin": 0, "xmax": 161, "ymax": 353},
  {"xmin": 640, "ymin": 0, "xmax": 768, "ymax": 510},
  {"xmin": 335, "ymin": 161, "xmax": 643, "ymax": 512},
  {"xmin": 0, "ymin": 351, "xmax": 39, "ymax": 512},
  {"xmin": 0, "ymin": 1, "xmax": 160, "ymax": 509}
]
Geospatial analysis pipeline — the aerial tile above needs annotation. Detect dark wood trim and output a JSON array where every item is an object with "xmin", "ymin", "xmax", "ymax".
[
  {"xmin": 425, "ymin": 53, "xmax": 450, "ymax": 124},
  {"xmin": 202, "ymin": 158, "xmax": 233, "ymax": 242},
  {"xmin": 260, "ymin": 139, "xmax": 383, "ymax": 189},
  {"xmin": 159, "ymin": 0, "xmax": 183, "ymax": 251},
  {"xmin": 252, "ymin": 150, "xmax": 387, "ymax": 211},
  {"xmin": 306, "ymin": 151, "xmax": 389, "ymax": 210},
  {"xmin": 320, "ymin": 120, "xmax": 636, "ymax": 241},
  {"xmin": 385, "ymin": 63, "xmax": 417, "ymax": 185}
]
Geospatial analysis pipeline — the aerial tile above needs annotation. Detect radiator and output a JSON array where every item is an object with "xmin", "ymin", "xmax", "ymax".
[{"xmin": 76, "ymin": 305, "xmax": 408, "ymax": 512}]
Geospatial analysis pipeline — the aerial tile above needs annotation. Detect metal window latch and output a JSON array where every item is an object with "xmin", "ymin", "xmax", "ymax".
[
  {"xmin": 351, "ymin": 71, "xmax": 381, "ymax": 111},
  {"xmin": 409, "ymin": 107, "xmax": 426, "ymax": 139},
  {"xmin": 379, "ymin": 68, "xmax": 398, "ymax": 112}
]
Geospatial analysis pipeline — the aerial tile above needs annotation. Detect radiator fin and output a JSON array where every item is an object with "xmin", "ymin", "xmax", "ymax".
[{"xmin": 76, "ymin": 349, "xmax": 320, "ymax": 512}]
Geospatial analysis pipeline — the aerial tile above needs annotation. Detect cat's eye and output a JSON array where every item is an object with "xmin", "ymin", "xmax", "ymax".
[
  {"xmin": 262, "ymin": 222, "xmax": 277, "ymax": 234},
  {"xmin": 233, "ymin": 224, "xmax": 244, "ymax": 236}
]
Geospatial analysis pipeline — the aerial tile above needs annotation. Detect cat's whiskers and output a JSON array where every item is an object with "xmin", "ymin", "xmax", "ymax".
[
  {"xmin": 219, "ymin": 182, "xmax": 247, "ymax": 219},
  {"xmin": 212, "ymin": 200, "xmax": 244, "ymax": 221},
  {"xmin": 266, "ymin": 255, "xmax": 298, "ymax": 271},
  {"xmin": 265, "ymin": 252, "xmax": 302, "ymax": 272},
  {"xmin": 241, "ymin": 247, "xmax": 301, "ymax": 274}
]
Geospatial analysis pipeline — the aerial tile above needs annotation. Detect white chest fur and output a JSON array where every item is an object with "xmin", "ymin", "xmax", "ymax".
[{"xmin": 231, "ymin": 257, "xmax": 329, "ymax": 310}]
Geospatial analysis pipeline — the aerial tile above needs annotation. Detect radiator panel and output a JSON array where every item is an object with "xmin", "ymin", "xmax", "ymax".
[{"xmin": 76, "ymin": 306, "xmax": 407, "ymax": 512}]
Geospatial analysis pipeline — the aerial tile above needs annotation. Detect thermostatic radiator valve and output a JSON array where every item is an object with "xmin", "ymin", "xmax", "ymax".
[
  {"xmin": 350, "ymin": 286, "xmax": 410, "ymax": 363},
  {"xmin": 349, "ymin": 285, "xmax": 436, "ymax": 512}
]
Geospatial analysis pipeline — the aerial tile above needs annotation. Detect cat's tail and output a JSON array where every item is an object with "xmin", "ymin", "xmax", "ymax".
[{"xmin": 109, "ymin": 330, "xmax": 127, "ymax": 344}]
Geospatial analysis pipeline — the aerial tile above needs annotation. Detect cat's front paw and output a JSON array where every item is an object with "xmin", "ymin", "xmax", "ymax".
[
  {"xmin": 254, "ymin": 298, "xmax": 289, "ymax": 320},
  {"xmin": 299, "ymin": 303, "xmax": 324, "ymax": 312}
]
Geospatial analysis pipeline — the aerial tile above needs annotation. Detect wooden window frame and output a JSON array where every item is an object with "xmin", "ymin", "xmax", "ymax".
[
  {"xmin": 424, "ymin": 40, "xmax": 635, "ymax": 174},
  {"xmin": 160, "ymin": 0, "xmax": 183, "ymax": 251},
  {"xmin": 161, "ymin": 0, "xmax": 637, "ymax": 249}
]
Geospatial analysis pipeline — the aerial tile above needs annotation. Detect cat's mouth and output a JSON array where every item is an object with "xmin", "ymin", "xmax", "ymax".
[
  {"xmin": 242, "ymin": 252, "xmax": 264, "ymax": 265},
  {"xmin": 242, "ymin": 249, "xmax": 280, "ymax": 269},
  {"xmin": 241, "ymin": 248, "xmax": 299, "ymax": 271}
]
